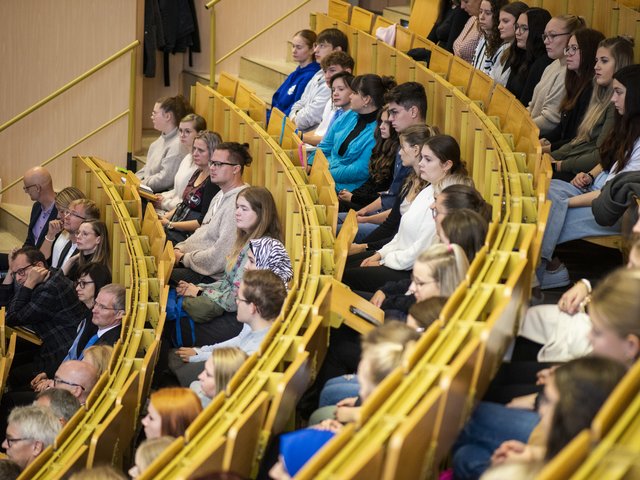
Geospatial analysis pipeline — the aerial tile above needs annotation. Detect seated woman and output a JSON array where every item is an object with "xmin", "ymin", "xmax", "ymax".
[
  {"xmin": 408, "ymin": 0, "xmax": 469, "ymax": 60},
  {"xmin": 159, "ymin": 131, "xmax": 222, "ymax": 245},
  {"xmin": 540, "ymin": 28, "xmax": 604, "ymax": 152},
  {"xmin": 141, "ymin": 387, "xmax": 202, "ymax": 439},
  {"xmin": 39, "ymin": 187, "xmax": 85, "ymax": 267},
  {"xmin": 371, "ymin": 243, "xmax": 469, "ymax": 318},
  {"xmin": 488, "ymin": 1, "xmax": 529, "ymax": 86},
  {"xmin": 172, "ymin": 187, "xmax": 291, "ymax": 325},
  {"xmin": 347, "ymin": 124, "xmax": 437, "ymax": 253},
  {"xmin": 128, "ymin": 436, "xmax": 175, "ymax": 480},
  {"xmin": 528, "ymin": 15, "xmax": 586, "ymax": 137},
  {"xmin": 342, "ymin": 134, "xmax": 467, "ymax": 294},
  {"xmin": 551, "ymin": 36, "xmax": 634, "ymax": 179},
  {"xmin": 452, "ymin": 266, "xmax": 640, "ymax": 479},
  {"xmin": 136, "ymin": 94, "xmax": 192, "ymax": 193},
  {"xmin": 538, "ymin": 64, "xmax": 640, "ymax": 289},
  {"xmin": 505, "ymin": 8, "xmax": 551, "ymax": 105},
  {"xmin": 439, "ymin": 208, "xmax": 489, "ymax": 263},
  {"xmin": 473, "ymin": 0, "xmax": 510, "ymax": 77},
  {"xmin": 154, "ymin": 113, "xmax": 208, "ymax": 213},
  {"xmin": 338, "ymin": 106, "xmax": 398, "ymax": 212},
  {"xmin": 62, "ymin": 220, "xmax": 110, "ymax": 281},
  {"xmin": 270, "ymin": 30, "xmax": 320, "ymax": 119},
  {"xmin": 316, "ymin": 74, "xmax": 396, "ymax": 193},
  {"xmin": 190, "ymin": 347, "xmax": 248, "ymax": 408},
  {"xmin": 406, "ymin": 296, "xmax": 449, "ymax": 332},
  {"xmin": 453, "ymin": 0, "xmax": 482, "ymax": 63},
  {"xmin": 82, "ymin": 345, "xmax": 114, "ymax": 378}
]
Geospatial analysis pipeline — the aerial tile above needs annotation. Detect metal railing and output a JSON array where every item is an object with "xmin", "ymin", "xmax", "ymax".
[
  {"xmin": 205, "ymin": 0, "xmax": 311, "ymax": 85},
  {"xmin": 0, "ymin": 40, "xmax": 139, "ymax": 195}
]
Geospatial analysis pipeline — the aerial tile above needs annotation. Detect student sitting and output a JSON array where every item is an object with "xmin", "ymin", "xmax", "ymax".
[
  {"xmin": 141, "ymin": 387, "xmax": 202, "ymax": 439},
  {"xmin": 453, "ymin": 0, "xmax": 482, "ymax": 63},
  {"xmin": 270, "ymin": 29, "xmax": 320, "ymax": 119},
  {"xmin": 488, "ymin": 1, "xmax": 529, "ymax": 86},
  {"xmin": 190, "ymin": 347, "xmax": 247, "ymax": 407},
  {"xmin": 289, "ymin": 28, "xmax": 349, "ymax": 132},
  {"xmin": 61, "ymin": 220, "xmax": 110, "ymax": 281},
  {"xmin": 473, "ymin": 0, "xmax": 511, "ymax": 77}
]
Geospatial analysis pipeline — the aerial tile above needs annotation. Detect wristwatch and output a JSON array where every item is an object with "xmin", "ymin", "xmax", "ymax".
[{"xmin": 167, "ymin": 222, "xmax": 174, "ymax": 230}]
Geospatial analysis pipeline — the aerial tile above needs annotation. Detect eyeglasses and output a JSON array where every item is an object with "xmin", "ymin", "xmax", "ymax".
[
  {"xmin": 74, "ymin": 280, "xmax": 95, "ymax": 289},
  {"xmin": 13, "ymin": 263, "xmax": 35, "ymax": 277},
  {"xmin": 542, "ymin": 32, "xmax": 571, "ymax": 42},
  {"xmin": 514, "ymin": 24, "xmax": 528, "ymax": 33},
  {"xmin": 54, "ymin": 376, "xmax": 85, "ymax": 391},
  {"xmin": 4, "ymin": 437, "xmax": 33, "ymax": 447},
  {"xmin": 22, "ymin": 184, "xmax": 39, "ymax": 192},
  {"xmin": 208, "ymin": 161, "xmax": 239, "ymax": 168},
  {"xmin": 564, "ymin": 45, "xmax": 580, "ymax": 56},
  {"xmin": 93, "ymin": 301, "xmax": 121, "ymax": 311},
  {"xmin": 64, "ymin": 210, "xmax": 86, "ymax": 221},
  {"xmin": 410, "ymin": 274, "xmax": 438, "ymax": 288}
]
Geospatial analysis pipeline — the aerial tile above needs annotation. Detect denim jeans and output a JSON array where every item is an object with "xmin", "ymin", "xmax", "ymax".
[
  {"xmin": 452, "ymin": 402, "xmax": 540, "ymax": 480},
  {"xmin": 337, "ymin": 212, "xmax": 380, "ymax": 243},
  {"xmin": 319, "ymin": 374, "xmax": 360, "ymax": 407},
  {"xmin": 540, "ymin": 175, "xmax": 620, "ymax": 263}
]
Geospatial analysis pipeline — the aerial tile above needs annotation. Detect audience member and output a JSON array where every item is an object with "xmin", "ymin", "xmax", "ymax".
[
  {"xmin": 301, "ymin": 51, "xmax": 355, "ymax": 147},
  {"xmin": 440, "ymin": 209, "xmax": 489, "ymax": 262},
  {"xmin": 62, "ymin": 219, "xmax": 110, "ymax": 281},
  {"xmin": 407, "ymin": 296, "xmax": 449, "ymax": 332},
  {"xmin": 22, "ymin": 167, "xmax": 58, "ymax": 249},
  {"xmin": 488, "ymin": 1, "xmax": 529, "ymax": 86},
  {"xmin": 174, "ymin": 187, "xmax": 289, "ymax": 324},
  {"xmin": 34, "ymin": 388, "xmax": 81, "ymax": 425},
  {"xmin": 407, "ymin": 0, "xmax": 469, "ymax": 60},
  {"xmin": 172, "ymin": 142, "xmax": 251, "ymax": 284},
  {"xmin": 82, "ymin": 345, "xmax": 114, "ymax": 377},
  {"xmin": 171, "ymin": 269, "xmax": 287, "ymax": 386},
  {"xmin": 50, "ymin": 360, "xmax": 99, "ymax": 406},
  {"xmin": 2, "ymin": 405, "xmax": 60, "ymax": 471},
  {"xmin": 191, "ymin": 347, "xmax": 248, "ymax": 407},
  {"xmin": 70, "ymin": 466, "xmax": 127, "ymax": 480},
  {"xmin": 0, "ymin": 459, "xmax": 21, "ymax": 480},
  {"xmin": 128, "ymin": 436, "xmax": 175, "ymax": 479},
  {"xmin": 141, "ymin": 387, "xmax": 202, "ymax": 439},
  {"xmin": 159, "ymin": 131, "xmax": 222, "ymax": 244},
  {"xmin": 453, "ymin": 0, "xmax": 483, "ymax": 63},
  {"xmin": 473, "ymin": 0, "xmax": 510, "ymax": 76},
  {"xmin": 338, "ymin": 107, "xmax": 398, "ymax": 212},
  {"xmin": 540, "ymin": 28, "xmax": 604, "ymax": 152},
  {"xmin": 505, "ymin": 7, "xmax": 551, "ymax": 105},
  {"xmin": 39, "ymin": 187, "xmax": 86, "ymax": 267},
  {"xmin": 136, "ymin": 94, "xmax": 192, "ymax": 192},
  {"xmin": 538, "ymin": 64, "xmax": 640, "ymax": 289},
  {"xmin": 289, "ymin": 28, "xmax": 349, "ymax": 131},
  {"xmin": 271, "ymin": 30, "xmax": 320, "ymax": 118},
  {"xmin": 528, "ymin": 15, "xmax": 586, "ymax": 136},
  {"xmin": 550, "ymin": 35, "xmax": 634, "ymax": 178},
  {"xmin": 154, "ymin": 113, "xmax": 208, "ymax": 213},
  {"xmin": 317, "ymin": 74, "xmax": 396, "ymax": 192},
  {"xmin": 269, "ymin": 429, "xmax": 334, "ymax": 479},
  {"xmin": 343, "ymin": 134, "xmax": 467, "ymax": 293},
  {"xmin": 4, "ymin": 247, "xmax": 86, "ymax": 385}
]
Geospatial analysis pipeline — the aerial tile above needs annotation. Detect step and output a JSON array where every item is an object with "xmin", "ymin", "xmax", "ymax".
[
  {"xmin": 239, "ymin": 56, "xmax": 297, "ymax": 91},
  {"xmin": 383, "ymin": 4, "xmax": 411, "ymax": 25},
  {"xmin": 0, "ymin": 203, "xmax": 31, "ymax": 249}
]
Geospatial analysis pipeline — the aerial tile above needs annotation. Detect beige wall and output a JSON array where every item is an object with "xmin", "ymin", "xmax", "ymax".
[{"xmin": 0, "ymin": 0, "xmax": 141, "ymax": 205}]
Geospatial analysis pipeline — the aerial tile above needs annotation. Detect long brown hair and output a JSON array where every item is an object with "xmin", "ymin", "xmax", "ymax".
[
  {"xmin": 77, "ymin": 220, "xmax": 110, "ymax": 272},
  {"xmin": 369, "ymin": 107, "xmax": 400, "ymax": 186}
]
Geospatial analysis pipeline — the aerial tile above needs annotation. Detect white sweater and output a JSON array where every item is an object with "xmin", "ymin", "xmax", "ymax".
[
  {"xmin": 289, "ymin": 69, "xmax": 331, "ymax": 132},
  {"xmin": 378, "ymin": 185, "xmax": 437, "ymax": 270},
  {"xmin": 135, "ymin": 128, "xmax": 186, "ymax": 192},
  {"xmin": 175, "ymin": 184, "xmax": 248, "ymax": 276},
  {"xmin": 157, "ymin": 153, "xmax": 198, "ymax": 211},
  {"xmin": 528, "ymin": 59, "xmax": 567, "ymax": 137}
]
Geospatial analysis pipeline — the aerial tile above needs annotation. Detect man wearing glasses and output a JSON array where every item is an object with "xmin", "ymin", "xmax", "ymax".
[
  {"xmin": 2, "ymin": 247, "xmax": 86, "ymax": 388},
  {"xmin": 1, "ymin": 405, "xmax": 60, "ymax": 472},
  {"xmin": 49, "ymin": 360, "xmax": 98, "ymax": 406},
  {"xmin": 0, "ymin": 167, "xmax": 57, "ymax": 271}
]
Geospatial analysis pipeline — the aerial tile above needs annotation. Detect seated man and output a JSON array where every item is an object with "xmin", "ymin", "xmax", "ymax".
[
  {"xmin": 1, "ymin": 405, "xmax": 60, "ymax": 471},
  {"xmin": 169, "ymin": 269, "xmax": 287, "ymax": 386},
  {"xmin": 0, "ymin": 167, "xmax": 57, "ymax": 272},
  {"xmin": 289, "ymin": 28, "xmax": 349, "ymax": 132},
  {"xmin": 171, "ymin": 142, "xmax": 251, "ymax": 284},
  {"xmin": 34, "ymin": 388, "xmax": 81, "ymax": 425},
  {"xmin": 50, "ymin": 360, "xmax": 99, "ymax": 406},
  {"xmin": 4, "ymin": 247, "xmax": 87, "ymax": 387}
]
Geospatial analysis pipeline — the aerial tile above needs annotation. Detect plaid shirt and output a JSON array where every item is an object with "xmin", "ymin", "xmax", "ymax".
[{"xmin": 7, "ymin": 269, "xmax": 87, "ymax": 376}]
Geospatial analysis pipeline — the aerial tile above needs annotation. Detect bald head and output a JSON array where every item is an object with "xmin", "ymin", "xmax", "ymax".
[
  {"xmin": 23, "ymin": 167, "xmax": 55, "ymax": 204},
  {"xmin": 54, "ymin": 360, "xmax": 98, "ymax": 404}
]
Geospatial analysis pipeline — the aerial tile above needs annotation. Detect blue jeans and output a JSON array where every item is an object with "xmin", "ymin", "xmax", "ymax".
[
  {"xmin": 319, "ymin": 374, "xmax": 360, "ymax": 406},
  {"xmin": 452, "ymin": 402, "xmax": 540, "ymax": 480},
  {"xmin": 540, "ymin": 175, "xmax": 620, "ymax": 263},
  {"xmin": 337, "ymin": 212, "xmax": 380, "ymax": 243}
]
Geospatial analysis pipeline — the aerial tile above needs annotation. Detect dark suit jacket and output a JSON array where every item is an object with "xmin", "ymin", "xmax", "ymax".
[{"xmin": 25, "ymin": 202, "xmax": 58, "ymax": 249}]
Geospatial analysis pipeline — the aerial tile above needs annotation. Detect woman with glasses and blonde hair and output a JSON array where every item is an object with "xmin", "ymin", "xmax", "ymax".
[{"xmin": 159, "ymin": 130, "xmax": 222, "ymax": 245}]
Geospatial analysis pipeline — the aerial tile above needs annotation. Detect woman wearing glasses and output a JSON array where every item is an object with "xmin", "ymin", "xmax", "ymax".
[
  {"xmin": 61, "ymin": 220, "xmax": 110, "ymax": 281},
  {"xmin": 159, "ymin": 131, "xmax": 222, "ymax": 245},
  {"xmin": 528, "ymin": 14, "xmax": 586, "ymax": 136},
  {"xmin": 539, "ymin": 28, "xmax": 605, "ymax": 153}
]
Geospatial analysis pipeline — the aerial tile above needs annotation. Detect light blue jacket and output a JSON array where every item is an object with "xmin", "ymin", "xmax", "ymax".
[{"xmin": 317, "ymin": 110, "xmax": 376, "ymax": 192}]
